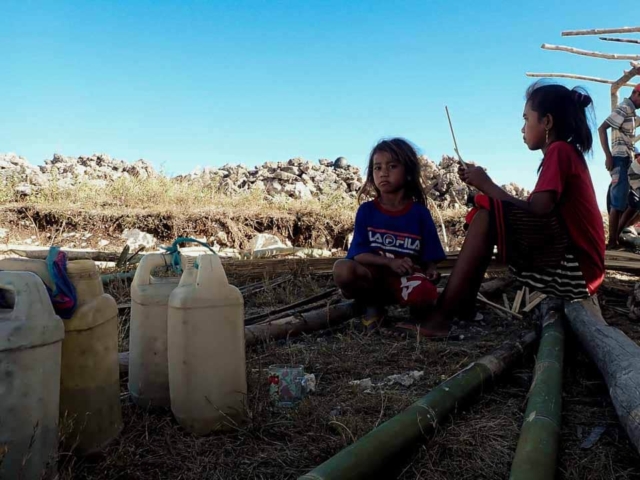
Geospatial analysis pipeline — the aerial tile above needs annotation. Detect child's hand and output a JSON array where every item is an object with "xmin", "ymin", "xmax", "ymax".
[
  {"xmin": 425, "ymin": 265, "xmax": 441, "ymax": 283},
  {"xmin": 388, "ymin": 257, "xmax": 414, "ymax": 276},
  {"xmin": 459, "ymin": 165, "xmax": 493, "ymax": 192}
]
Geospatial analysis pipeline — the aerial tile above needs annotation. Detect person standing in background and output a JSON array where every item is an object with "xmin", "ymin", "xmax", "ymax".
[{"xmin": 599, "ymin": 85, "xmax": 640, "ymax": 249}]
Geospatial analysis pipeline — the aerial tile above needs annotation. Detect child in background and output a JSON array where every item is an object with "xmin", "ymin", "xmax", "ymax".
[
  {"xmin": 417, "ymin": 81, "xmax": 605, "ymax": 337},
  {"xmin": 333, "ymin": 138, "xmax": 447, "ymax": 332},
  {"xmin": 616, "ymin": 147, "xmax": 640, "ymax": 238}
]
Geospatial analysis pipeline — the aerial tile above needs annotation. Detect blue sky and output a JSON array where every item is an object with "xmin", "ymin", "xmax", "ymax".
[{"xmin": 1, "ymin": 0, "xmax": 639, "ymax": 208}]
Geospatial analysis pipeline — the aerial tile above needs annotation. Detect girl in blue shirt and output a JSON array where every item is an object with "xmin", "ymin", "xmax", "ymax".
[{"xmin": 333, "ymin": 138, "xmax": 446, "ymax": 333}]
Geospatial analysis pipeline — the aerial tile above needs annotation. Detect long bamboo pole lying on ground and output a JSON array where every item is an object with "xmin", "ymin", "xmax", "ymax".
[
  {"xmin": 564, "ymin": 298, "xmax": 640, "ymax": 453},
  {"xmin": 510, "ymin": 299, "xmax": 565, "ymax": 480},
  {"xmin": 541, "ymin": 44, "xmax": 640, "ymax": 61},
  {"xmin": 526, "ymin": 72, "xmax": 636, "ymax": 87},
  {"xmin": 298, "ymin": 330, "xmax": 539, "ymax": 480},
  {"xmin": 563, "ymin": 26, "xmax": 640, "ymax": 36}
]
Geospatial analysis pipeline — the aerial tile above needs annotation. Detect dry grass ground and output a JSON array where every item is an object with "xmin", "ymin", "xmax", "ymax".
[{"xmin": 52, "ymin": 269, "xmax": 640, "ymax": 480}]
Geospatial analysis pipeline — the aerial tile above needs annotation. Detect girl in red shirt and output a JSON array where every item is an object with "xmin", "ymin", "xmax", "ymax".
[{"xmin": 415, "ymin": 81, "xmax": 605, "ymax": 338}]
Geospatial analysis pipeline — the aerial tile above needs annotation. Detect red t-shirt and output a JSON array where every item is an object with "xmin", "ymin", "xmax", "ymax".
[{"xmin": 532, "ymin": 141, "xmax": 605, "ymax": 294}]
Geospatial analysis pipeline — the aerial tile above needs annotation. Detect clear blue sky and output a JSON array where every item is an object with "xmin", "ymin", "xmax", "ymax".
[{"xmin": 1, "ymin": 0, "xmax": 639, "ymax": 209}]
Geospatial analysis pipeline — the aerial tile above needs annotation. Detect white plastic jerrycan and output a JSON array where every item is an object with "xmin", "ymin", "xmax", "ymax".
[
  {"xmin": 61, "ymin": 260, "xmax": 122, "ymax": 454},
  {"xmin": 0, "ymin": 271, "xmax": 65, "ymax": 480},
  {"xmin": 0, "ymin": 257, "xmax": 122, "ymax": 455},
  {"xmin": 168, "ymin": 253, "xmax": 246, "ymax": 435},
  {"xmin": 129, "ymin": 253, "xmax": 181, "ymax": 408}
]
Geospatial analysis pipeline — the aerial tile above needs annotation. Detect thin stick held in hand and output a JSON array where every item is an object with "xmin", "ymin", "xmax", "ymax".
[{"xmin": 445, "ymin": 106, "xmax": 469, "ymax": 168}]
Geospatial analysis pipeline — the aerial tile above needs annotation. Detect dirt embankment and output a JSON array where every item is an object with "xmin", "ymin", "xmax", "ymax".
[{"xmin": 0, "ymin": 205, "xmax": 360, "ymax": 251}]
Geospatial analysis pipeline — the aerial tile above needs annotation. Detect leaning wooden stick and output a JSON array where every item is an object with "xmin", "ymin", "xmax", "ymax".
[{"xmin": 445, "ymin": 106, "xmax": 469, "ymax": 168}]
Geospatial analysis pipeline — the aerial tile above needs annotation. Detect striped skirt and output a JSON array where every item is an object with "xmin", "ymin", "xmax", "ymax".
[{"xmin": 486, "ymin": 197, "xmax": 589, "ymax": 300}]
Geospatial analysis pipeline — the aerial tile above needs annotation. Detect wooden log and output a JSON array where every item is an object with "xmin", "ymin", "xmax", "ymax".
[
  {"xmin": 526, "ymin": 72, "xmax": 636, "ymax": 87},
  {"xmin": 541, "ymin": 44, "xmax": 640, "ymax": 61},
  {"xmin": 565, "ymin": 298, "xmax": 640, "ymax": 453},
  {"xmin": 250, "ymin": 298, "xmax": 343, "ymax": 326},
  {"xmin": 245, "ymin": 301, "xmax": 361, "ymax": 346},
  {"xmin": 563, "ymin": 26, "xmax": 640, "ymax": 36},
  {"xmin": 600, "ymin": 36, "xmax": 640, "ymax": 45}
]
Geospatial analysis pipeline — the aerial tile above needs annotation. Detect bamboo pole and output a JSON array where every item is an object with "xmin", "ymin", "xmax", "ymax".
[
  {"xmin": 245, "ymin": 301, "xmax": 361, "ymax": 346},
  {"xmin": 600, "ymin": 36, "xmax": 640, "ymax": 45},
  {"xmin": 541, "ymin": 44, "xmax": 640, "ymax": 61},
  {"xmin": 526, "ymin": 72, "xmax": 636, "ymax": 88},
  {"xmin": 509, "ymin": 299, "xmax": 565, "ymax": 480},
  {"xmin": 298, "ymin": 330, "xmax": 539, "ymax": 480},
  {"xmin": 565, "ymin": 298, "xmax": 640, "ymax": 453},
  {"xmin": 563, "ymin": 27, "xmax": 640, "ymax": 36}
]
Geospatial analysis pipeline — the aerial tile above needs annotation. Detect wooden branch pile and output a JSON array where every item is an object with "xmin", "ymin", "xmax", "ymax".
[{"xmin": 526, "ymin": 24, "xmax": 640, "ymax": 116}]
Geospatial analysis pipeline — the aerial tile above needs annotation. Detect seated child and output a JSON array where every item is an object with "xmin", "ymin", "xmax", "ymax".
[
  {"xmin": 333, "ymin": 137, "xmax": 447, "ymax": 331},
  {"xmin": 417, "ymin": 81, "xmax": 605, "ymax": 338}
]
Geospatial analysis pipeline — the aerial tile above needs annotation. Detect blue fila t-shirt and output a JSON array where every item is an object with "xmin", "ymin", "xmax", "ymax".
[{"xmin": 346, "ymin": 199, "xmax": 446, "ymax": 265}]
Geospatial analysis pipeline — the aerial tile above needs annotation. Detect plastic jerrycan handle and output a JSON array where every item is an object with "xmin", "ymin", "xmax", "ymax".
[
  {"xmin": 195, "ymin": 254, "xmax": 230, "ymax": 290},
  {"xmin": 0, "ymin": 271, "xmax": 56, "ymax": 322},
  {"xmin": 0, "ymin": 258, "xmax": 54, "ymax": 291},
  {"xmin": 133, "ymin": 254, "xmax": 175, "ymax": 287}
]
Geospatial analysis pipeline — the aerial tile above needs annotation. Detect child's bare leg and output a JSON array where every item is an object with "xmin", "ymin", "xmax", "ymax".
[
  {"xmin": 619, "ymin": 207, "xmax": 640, "ymax": 236},
  {"xmin": 334, "ymin": 259, "xmax": 388, "ymax": 330},
  {"xmin": 333, "ymin": 259, "xmax": 375, "ymax": 300},
  {"xmin": 421, "ymin": 210, "xmax": 494, "ymax": 332},
  {"xmin": 608, "ymin": 209, "xmax": 622, "ymax": 248}
]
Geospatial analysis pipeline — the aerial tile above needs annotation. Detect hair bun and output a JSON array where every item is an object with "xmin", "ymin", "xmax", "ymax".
[{"xmin": 571, "ymin": 89, "xmax": 593, "ymax": 108}]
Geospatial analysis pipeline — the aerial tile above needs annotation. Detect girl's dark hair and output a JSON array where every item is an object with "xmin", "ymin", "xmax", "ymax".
[
  {"xmin": 358, "ymin": 137, "xmax": 429, "ymax": 206},
  {"xmin": 525, "ymin": 80, "xmax": 595, "ymax": 154}
]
